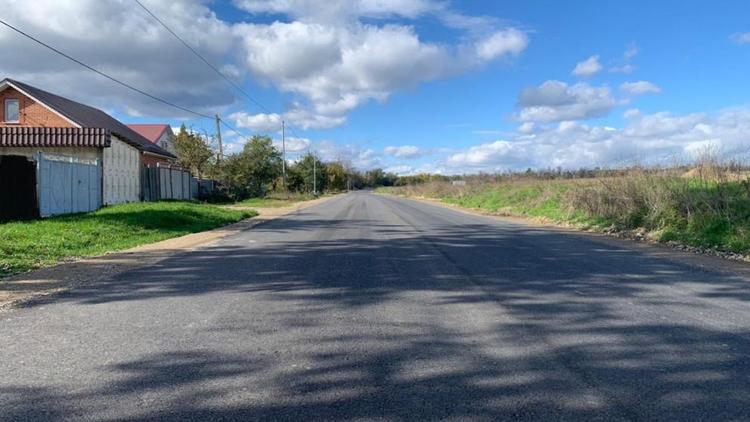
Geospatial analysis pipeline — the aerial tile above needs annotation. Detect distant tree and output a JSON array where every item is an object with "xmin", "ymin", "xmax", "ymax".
[
  {"xmin": 365, "ymin": 168, "xmax": 385, "ymax": 187},
  {"xmin": 223, "ymin": 135, "xmax": 281, "ymax": 198},
  {"xmin": 326, "ymin": 161, "xmax": 348, "ymax": 191},
  {"xmin": 291, "ymin": 153, "xmax": 327, "ymax": 194},
  {"xmin": 172, "ymin": 124, "xmax": 214, "ymax": 177}
]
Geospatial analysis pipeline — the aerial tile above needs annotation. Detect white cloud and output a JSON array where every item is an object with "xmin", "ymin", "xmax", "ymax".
[
  {"xmin": 230, "ymin": 108, "xmax": 346, "ymax": 131},
  {"xmin": 315, "ymin": 140, "xmax": 383, "ymax": 169},
  {"xmin": 447, "ymin": 140, "xmax": 517, "ymax": 168},
  {"xmin": 274, "ymin": 136, "xmax": 310, "ymax": 152},
  {"xmin": 0, "ymin": 0, "xmax": 238, "ymax": 117},
  {"xmin": 516, "ymin": 80, "xmax": 619, "ymax": 123},
  {"xmin": 731, "ymin": 32, "xmax": 750, "ymax": 45},
  {"xmin": 623, "ymin": 108, "xmax": 641, "ymax": 119},
  {"xmin": 518, "ymin": 122, "xmax": 535, "ymax": 134},
  {"xmin": 229, "ymin": 112, "xmax": 283, "ymax": 132},
  {"xmin": 571, "ymin": 55, "xmax": 602, "ymax": 77},
  {"xmin": 234, "ymin": 0, "xmax": 442, "ymax": 22},
  {"xmin": 384, "ymin": 145, "xmax": 423, "ymax": 158},
  {"xmin": 620, "ymin": 81, "xmax": 662, "ymax": 96},
  {"xmin": 385, "ymin": 164, "xmax": 415, "ymax": 175},
  {"xmin": 233, "ymin": 2, "xmax": 528, "ymax": 129},
  {"xmin": 0, "ymin": 0, "xmax": 527, "ymax": 129},
  {"xmin": 609, "ymin": 43, "xmax": 638, "ymax": 73},
  {"xmin": 282, "ymin": 106, "xmax": 348, "ymax": 129},
  {"xmin": 474, "ymin": 28, "xmax": 528, "ymax": 61},
  {"xmin": 623, "ymin": 42, "xmax": 638, "ymax": 59},
  {"xmin": 609, "ymin": 64, "xmax": 636, "ymax": 74},
  {"xmin": 442, "ymin": 107, "xmax": 750, "ymax": 173}
]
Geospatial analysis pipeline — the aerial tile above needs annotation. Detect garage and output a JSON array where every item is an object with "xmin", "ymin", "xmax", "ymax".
[
  {"xmin": 0, "ymin": 127, "xmax": 109, "ymax": 220},
  {"xmin": 0, "ymin": 155, "xmax": 38, "ymax": 220}
]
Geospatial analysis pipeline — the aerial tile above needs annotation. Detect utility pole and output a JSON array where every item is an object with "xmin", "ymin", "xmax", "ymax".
[
  {"xmin": 215, "ymin": 114, "xmax": 223, "ymax": 162},
  {"xmin": 312, "ymin": 151, "xmax": 317, "ymax": 196},
  {"xmin": 281, "ymin": 120, "xmax": 287, "ymax": 192}
]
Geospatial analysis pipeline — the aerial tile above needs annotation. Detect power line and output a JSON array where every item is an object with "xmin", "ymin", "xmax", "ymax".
[
  {"xmin": 219, "ymin": 118, "xmax": 253, "ymax": 143},
  {"xmin": 0, "ymin": 13, "xmax": 304, "ymax": 158},
  {"xmin": 0, "ymin": 18, "xmax": 213, "ymax": 120},
  {"xmin": 134, "ymin": 0, "xmax": 315, "ymax": 145},
  {"xmin": 0, "ymin": 17, "xmax": 261, "ymax": 147},
  {"xmin": 133, "ymin": 0, "xmax": 274, "ymax": 115}
]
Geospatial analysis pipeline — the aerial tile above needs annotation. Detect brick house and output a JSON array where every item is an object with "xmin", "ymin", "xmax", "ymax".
[
  {"xmin": 0, "ymin": 78, "xmax": 176, "ymax": 219},
  {"xmin": 127, "ymin": 124, "xmax": 176, "ymax": 167},
  {"xmin": 127, "ymin": 124, "xmax": 175, "ymax": 152}
]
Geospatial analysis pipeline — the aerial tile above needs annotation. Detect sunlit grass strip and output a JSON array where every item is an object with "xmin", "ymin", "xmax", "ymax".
[{"xmin": 0, "ymin": 201, "xmax": 255, "ymax": 277}]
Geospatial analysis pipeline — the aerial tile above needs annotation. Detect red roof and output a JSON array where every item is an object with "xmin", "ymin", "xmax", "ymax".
[{"xmin": 126, "ymin": 124, "xmax": 170, "ymax": 144}]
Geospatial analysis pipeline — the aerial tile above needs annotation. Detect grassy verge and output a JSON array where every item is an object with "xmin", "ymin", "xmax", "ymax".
[
  {"xmin": 379, "ymin": 170, "xmax": 750, "ymax": 255},
  {"xmin": 230, "ymin": 192, "xmax": 321, "ymax": 209},
  {"xmin": 0, "ymin": 202, "xmax": 255, "ymax": 278}
]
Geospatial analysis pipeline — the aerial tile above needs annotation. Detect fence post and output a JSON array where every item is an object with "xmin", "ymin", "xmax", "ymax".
[
  {"xmin": 170, "ymin": 166, "xmax": 174, "ymax": 199},
  {"xmin": 36, "ymin": 151, "xmax": 42, "ymax": 217}
]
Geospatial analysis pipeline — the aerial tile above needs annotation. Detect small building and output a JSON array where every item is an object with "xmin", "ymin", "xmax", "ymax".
[
  {"xmin": 127, "ymin": 124, "xmax": 176, "ymax": 165},
  {"xmin": 0, "ymin": 78, "xmax": 176, "ymax": 219}
]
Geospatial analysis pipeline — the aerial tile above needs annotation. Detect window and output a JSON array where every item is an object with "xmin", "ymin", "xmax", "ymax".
[{"xmin": 4, "ymin": 99, "xmax": 20, "ymax": 123}]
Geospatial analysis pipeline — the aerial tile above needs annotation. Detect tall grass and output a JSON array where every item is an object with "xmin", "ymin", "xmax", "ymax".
[{"xmin": 382, "ymin": 162, "xmax": 750, "ymax": 253}]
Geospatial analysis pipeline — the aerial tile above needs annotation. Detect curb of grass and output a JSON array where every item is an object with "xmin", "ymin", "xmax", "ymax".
[
  {"xmin": 0, "ymin": 194, "xmax": 339, "ymax": 312},
  {"xmin": 382, "ymin": 192, "xmax": 750, "ymax": 271}
]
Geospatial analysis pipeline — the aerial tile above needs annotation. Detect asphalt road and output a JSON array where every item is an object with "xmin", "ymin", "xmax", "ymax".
[{"xmin": 3, "ymin": 192, "xmax": 750, "ymax": 421}]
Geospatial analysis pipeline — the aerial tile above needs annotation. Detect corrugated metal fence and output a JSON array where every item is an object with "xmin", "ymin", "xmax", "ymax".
[
  {"xmin": 141, "ymin": 166, "xmax": 215, "ymax": 201},
  {"xmin": 37, "ymin": 152, "xmax": 102, "ymax": 217}
]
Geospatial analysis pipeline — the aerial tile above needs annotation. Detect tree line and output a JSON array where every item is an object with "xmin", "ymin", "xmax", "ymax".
[{"xmin": 171, "ymin": 125, "xmax": 403, "ymax": 200}]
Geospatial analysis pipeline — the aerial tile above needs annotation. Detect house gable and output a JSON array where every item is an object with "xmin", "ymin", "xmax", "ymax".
[
  {"xmin": 0, "ymin": 86, "xmax": 76, "ymax": 128},
  {"xmin": 0, "ymin": 78, "xmax": 176, "ymax": 160}
]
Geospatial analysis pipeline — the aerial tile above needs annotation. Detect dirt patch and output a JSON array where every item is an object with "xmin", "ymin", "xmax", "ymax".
[{"xmin": 0, "ymin": 195, "xmax": 337, "ymax": 311}]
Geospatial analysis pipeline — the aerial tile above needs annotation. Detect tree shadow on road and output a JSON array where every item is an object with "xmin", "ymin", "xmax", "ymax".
[{"xmin": 5, "ymin": 202, "xmax": 750, "ymax": 420}]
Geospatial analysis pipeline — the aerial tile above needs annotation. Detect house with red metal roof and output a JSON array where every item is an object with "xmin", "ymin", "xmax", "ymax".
[
  {"xmin": 127, "ymin": 124, "xmax": 175, "ymax": 158},
  {"xmin": 0, "ymin": 78, "xmax": 176, "ymax": 219}
]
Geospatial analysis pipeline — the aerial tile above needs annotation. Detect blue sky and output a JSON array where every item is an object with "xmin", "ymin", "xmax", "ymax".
[{"xmin": 2, "ymin": 1, "xmax": 750, "ymax": 174}]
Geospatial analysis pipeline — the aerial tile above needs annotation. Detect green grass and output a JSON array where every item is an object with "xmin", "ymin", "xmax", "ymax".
[
  {"xmin": 441, "ymin": 181, "xmax": 594, "ymax": 224},
  {"xmin": 382, "ymin": 176, "xmax": 750, "ymax": 255},
  {"xmin": 0, "ymin": 202, "xmax": 255, "ymax": 278},
  {"xmin": 234, "ymin": 198, "xmax": 302, "ymax": 208},
  {"xmin": 653, "ymin": 182, "xmax": 750, "ymax": 252}
]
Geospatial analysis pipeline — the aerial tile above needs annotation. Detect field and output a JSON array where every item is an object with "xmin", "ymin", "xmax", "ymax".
[
  {"xmin": 380, "ymin": 166, "xmax": 750, "ymax": 254},
  {"xmin": 0, "ymin": 202, "xmax": 255, "ymax": 277}
]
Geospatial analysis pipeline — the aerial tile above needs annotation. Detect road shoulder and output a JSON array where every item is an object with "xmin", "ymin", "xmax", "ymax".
[
  {"xmin": 385, "ymin": 193, "xmax": 750, "ymax": 278},
  {"xmin": 0, "ymin": 195, "xmax": 337, "ymax": 311}
]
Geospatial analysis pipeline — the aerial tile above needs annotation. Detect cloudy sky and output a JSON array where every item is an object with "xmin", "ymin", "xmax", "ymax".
[{"xmin": 2, "ymin": 0, "xmax": 750, "ymax": 174}]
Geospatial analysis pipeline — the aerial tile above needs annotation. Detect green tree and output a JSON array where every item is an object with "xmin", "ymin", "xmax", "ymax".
[
  {"xmin": 172, "ymin": 124, "xmax": 214, "ymax": 177},
  {"xmin": 291, "ymin": 153, "xmax": 327, "ymax": 194},
  {"xmin": 326, "ymin": 161, "xmax": 348, "ymax": 191},
  {"xmin": 223, "ymin": 135, "xmax": 281, "ymax": 198}
]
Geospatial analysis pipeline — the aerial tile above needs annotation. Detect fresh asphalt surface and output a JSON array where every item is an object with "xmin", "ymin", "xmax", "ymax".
[{"xmin": 3, "ymin": 192, "xmax": 750, "ymax": 421}]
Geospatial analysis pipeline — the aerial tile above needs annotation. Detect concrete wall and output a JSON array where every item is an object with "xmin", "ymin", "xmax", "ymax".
[{"xmin": 103, "ymin": 136, "xmax": 140, "ymax": 205}]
